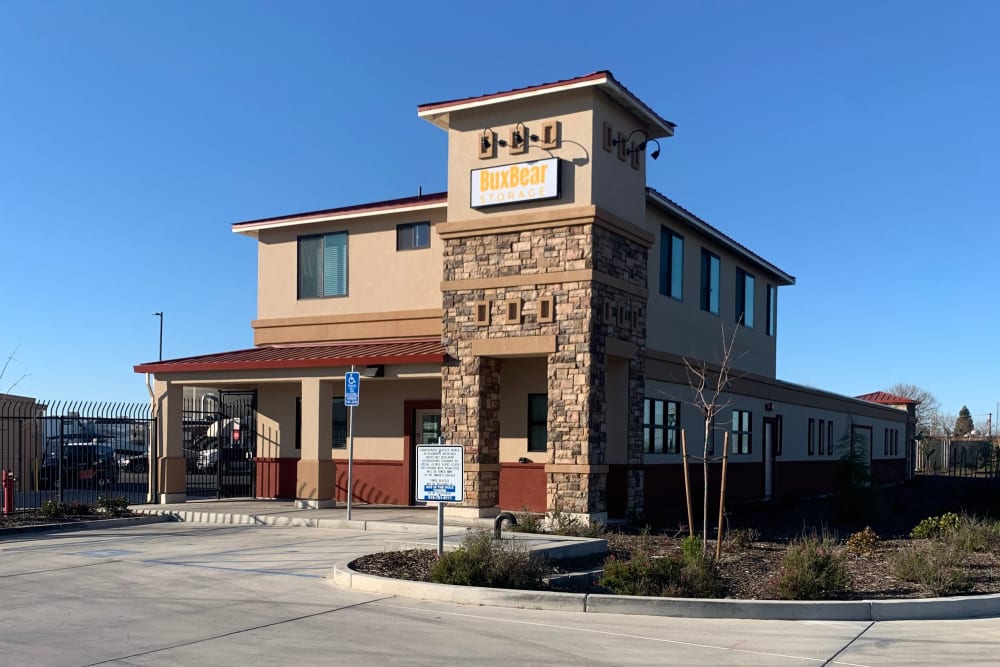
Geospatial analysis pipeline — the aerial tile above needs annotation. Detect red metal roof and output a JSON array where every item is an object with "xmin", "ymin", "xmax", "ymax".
[
  {"xmin": 232, "ymin": 191, "xmax": 447, "ymax": 229},
  {"xmin": 134, "ymin": 338, "xmax": 445, "ymax": 374},
  {"xmin": 856, "ymin": 391, "xmax": 921, "ymax": 405}
]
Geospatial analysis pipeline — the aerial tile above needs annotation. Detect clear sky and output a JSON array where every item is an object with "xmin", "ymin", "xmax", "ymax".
[{"xmin": 2, "ymin": 1, "xmax": 998, "ymax": 426}]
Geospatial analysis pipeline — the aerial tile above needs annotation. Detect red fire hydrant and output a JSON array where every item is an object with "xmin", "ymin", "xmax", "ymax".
[{"xmin": 1, "ymin": 468, "xmax": 15, "ymax": 515}]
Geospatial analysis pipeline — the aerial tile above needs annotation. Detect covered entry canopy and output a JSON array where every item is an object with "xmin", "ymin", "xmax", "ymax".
[{"xmin": 134, "ymin": 337, "xmax": 446, "ymax": 374}]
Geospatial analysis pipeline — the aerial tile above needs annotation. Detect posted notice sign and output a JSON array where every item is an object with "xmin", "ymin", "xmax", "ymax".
[{"xmin": 415, "ymin": 445, "xmax": 464, "ymax": 503}]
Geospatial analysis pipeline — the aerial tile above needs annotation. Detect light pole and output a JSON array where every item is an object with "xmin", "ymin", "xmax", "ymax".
[{"xmin": 153, "ymin": 312, "xmax": 163, "ymax": 361}]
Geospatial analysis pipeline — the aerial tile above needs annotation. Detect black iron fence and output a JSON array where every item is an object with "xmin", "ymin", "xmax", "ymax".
[
  {"xmin": 948, "ymin": 440, "xmax": 1000, "ymax": 479},
  {"xmin": 182, "ymin": 392, "xmax": 256, "ymax": 499},
  {"xmin": 0, "ymin": 398, "xmax": 156, "ymax": 513}
]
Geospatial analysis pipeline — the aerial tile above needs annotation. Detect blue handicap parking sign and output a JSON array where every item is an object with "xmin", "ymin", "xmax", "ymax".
[{"xmin": 344, "ymin": 372, "xmax": 360, "ymax": 407}]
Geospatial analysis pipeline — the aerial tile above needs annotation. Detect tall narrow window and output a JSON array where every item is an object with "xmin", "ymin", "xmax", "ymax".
[
  {"xmin": 332, "ymin": 398, "xmax": 347, "ymax": 449},
  {"xmin": 732, "ymin": 410, "xmax": 752, "ymax": 454},
  {"xmin": 736, "ymin": 269, "xmax": 755, "ymax": 327},
  {"xmin": 643, "ymin": 399, "xmax": 680, "ymax": 454},
  {"xmin": 700, "ymin": 249, "xmax": 720, "ymax": 314},
  {"xmin": 527, "ymin": 394, "xmax": 547, "ymax": 452},
  {"xmin": 827, "ymin": 421, "xmax": 834, "ymax": 456},
  {"xmin": 818, "ymin": 419, "xmax": 827, "ymax": 455},
  {"xmin": 766, "ymin": 284, "xmax": 778, "ymax": 336},
  {"xmin": 659, "ymin": 228, "xmax": 683, "ymax": 301},
  {"xmin": 808, "ymin": 418, "xmax": 815, "ymax": 455},
  {"xmin": 396, "ymin": 221, "xmax": 430, "ymax": 250},
  {"xmin": 298, "ymin": 232, "xmax": 348, "ymax": 298}
]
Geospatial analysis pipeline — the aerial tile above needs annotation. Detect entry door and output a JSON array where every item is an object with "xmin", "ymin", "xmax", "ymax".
[
  {"xmin": 415, "ymin": 409, "xmax": 442, "ymax": 445},
  {"xmin": 762, "ymin": 416, "xmax": 780, "ymax": 501}
]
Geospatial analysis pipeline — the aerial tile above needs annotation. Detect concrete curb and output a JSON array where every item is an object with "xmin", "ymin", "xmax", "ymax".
[
  {"xmin": 0, "ymin": 514, "xmax": 171, "ymax": 537},
  {"xmin": 132, "ymin": 508, "xmax": 470, "ymax": 535},
  {"xmin": 332, "ymin": 561, "xmax": 1000, "ymax": 621}
]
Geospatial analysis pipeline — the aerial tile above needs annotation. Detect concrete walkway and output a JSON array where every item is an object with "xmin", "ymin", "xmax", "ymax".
[{"xmin": 128, "ymin": 499, "xmax": 1000, "ymax": 622}]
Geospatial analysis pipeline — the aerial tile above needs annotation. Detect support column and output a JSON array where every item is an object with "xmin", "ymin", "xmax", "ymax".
[
  {"xmin": 155, "ymin": 380, "xmax": 186, "ymax": 504},
  {"xmin": 296, "ymin": 378, "xmax": 336, "ymax": 509},
  {"xmin": 443, "ymin": 354, "xmax": 500, "ymax": 519}
]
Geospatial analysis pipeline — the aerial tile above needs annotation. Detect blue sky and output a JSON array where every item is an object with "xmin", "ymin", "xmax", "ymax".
[{"xmin": 1, "ymin": 1, "xmax": 998, "ymax": 426}]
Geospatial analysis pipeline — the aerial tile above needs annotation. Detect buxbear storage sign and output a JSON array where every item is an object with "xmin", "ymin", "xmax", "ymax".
[{"xmin": 470, "ymin": 157, "xmax": 559, "ymax": 208}]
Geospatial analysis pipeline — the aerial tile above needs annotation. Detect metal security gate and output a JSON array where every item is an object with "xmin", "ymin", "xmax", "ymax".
[
  {"xmin": 0, "ymin": 399, "xmax": 156, "ymax": 514},
  {"xmin": 184, "ymin": 391, "xmax": 256, "ymax": 499}
]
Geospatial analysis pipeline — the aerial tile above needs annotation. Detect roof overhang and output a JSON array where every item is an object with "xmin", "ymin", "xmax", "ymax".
[
  {"xmin": 134, "ymin": 338, "xmax": 446, "ymax": 375},
  {"xmin": 646, "ymin": 189, "xmax": 796, "ymax": 286},
  {"xmin": 418, "ymin": 71, "xmax": 676, "ymax": 139},
  {"xmin": 231, "ymin": 193, "xmax": 448, "ymax": 238}
]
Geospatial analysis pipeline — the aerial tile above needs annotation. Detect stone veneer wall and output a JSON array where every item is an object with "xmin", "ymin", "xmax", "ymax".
[{"xmin": 442, "ymin": 220, "xmax": 648, "ymax": 517}]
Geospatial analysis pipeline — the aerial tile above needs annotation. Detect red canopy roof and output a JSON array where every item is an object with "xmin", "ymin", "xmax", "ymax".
[
  {"xmin": 855, "ymin": 391, "xmax": 921, "ymax": 405},
  {"xmin": 134, "ymin": 338, "xmax": 445, "ymax": 374}
]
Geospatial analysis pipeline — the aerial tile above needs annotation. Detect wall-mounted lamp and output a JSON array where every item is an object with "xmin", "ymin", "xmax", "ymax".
[
  {"xmin": 481, "ymin": 129, "xmax": 494, "ymax": 151},
  {"xmin": 498, "ymin": 122, "xmax": 539, "ymax": 149},
  {"xmin": 362, "ymin": 365, "xmax": 384, "ymax": 378},
  {"xmin": 612, "ymin": 129, "xmax": 662, "ymax": 160}
]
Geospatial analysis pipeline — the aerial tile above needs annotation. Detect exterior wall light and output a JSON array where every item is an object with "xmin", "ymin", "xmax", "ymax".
[{"xmin": 612, "ymin": 129, "xmax": 662, "ymax": 160}]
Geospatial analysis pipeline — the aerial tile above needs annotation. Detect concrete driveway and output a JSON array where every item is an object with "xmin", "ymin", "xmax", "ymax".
[{"xmin": 1, "ymin": 522, "xmax": 997, "ymax": 666}]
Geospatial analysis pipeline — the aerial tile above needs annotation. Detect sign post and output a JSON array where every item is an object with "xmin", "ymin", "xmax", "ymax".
[
  {"xmin": 344, "ymin": 369, "xmax": 360, "ymax": 521},
  {"xmin": 416, "ymin": 439, "xmax": 464, "ymax": 555}
]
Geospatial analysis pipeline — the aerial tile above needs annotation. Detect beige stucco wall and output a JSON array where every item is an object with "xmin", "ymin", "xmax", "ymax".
[
  {"xmin": 330, "ymin": 378, "xmax": 440, "ymax": 461},
  {"xmin": 644, "ymin": 205, "xmax": 779, "ymax": 378},
  {"xmin": 254, "ymin": 206, "xmax": 447, "ymax": 327},
  {"xmin": 497, "ymin": 357, "xmax": 547, "ymax": 463},
  {"xmin": 444, "ymin": 89, "xmax": 594, "ymax": 222},
  {"xmin": 642, "ymin": 377, "xmax": 909, "ymax": 464}
]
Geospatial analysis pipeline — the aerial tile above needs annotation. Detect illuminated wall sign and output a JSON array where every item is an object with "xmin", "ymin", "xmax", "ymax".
[{"xmin": 470, "ymin": 157, "xmax": 560, "ymax": 208}]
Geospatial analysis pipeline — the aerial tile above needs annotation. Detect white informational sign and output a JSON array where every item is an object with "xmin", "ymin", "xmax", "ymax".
[
  {"xmin": 416, "ymin": 445, "xmax": 464, "ymax": 502},
  {"xmin": 470, "ymin": 157, "xmax": 559, "ymax": 208}
]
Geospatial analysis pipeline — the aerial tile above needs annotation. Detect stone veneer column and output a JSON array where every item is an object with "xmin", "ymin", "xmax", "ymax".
[{"xmin": 441, "ymin": 343, "xmax": 501, "ymax": 517}]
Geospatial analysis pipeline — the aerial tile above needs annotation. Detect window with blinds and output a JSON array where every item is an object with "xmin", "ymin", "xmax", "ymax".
[{"xmin": 298, "ymin": 232, "xmax": 348, "ymax": 298}]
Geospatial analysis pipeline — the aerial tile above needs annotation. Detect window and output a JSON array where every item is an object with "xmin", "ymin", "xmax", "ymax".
[
  {"xmin": 818, "ymin": 419, "xmax": 826, "ymax": 455},
  {"xmin": 766, "ymin": 284, "xmax": 778, "ymax": 336},
  {"xmin": 808, "ymin": 418, "xmax": 815, "ymax": 455},
  {"xmin": 396, "ymin": 221, "xmax": 430, "ymax": 251},
  {"xmin": 827, "ymin": 421, "xmax": 834, "ymax": 456},
  {"xmin": 527, "ymin": 394, "xmax": 547, "ymax": 452},
  {"xmin": 885, "ymin": 428, "xmax": 899, "ymax": 456},
  {"xmin": 736, "ymin": 269, "xmax": 755, "ymax": 327},
  {"xmin": 294, "ymin": 397, "xmax": 347, "ymax": 449},
  {"xmin": 659, "ymin": 228, "xmax": 683, "ymax": 300},
  {"xmin": 732, "ymin": 410, "xmax": 752, "ymax": 454},
  {"xmin": 298, "ymin": 232, "xmax": 347, "ymax": 298},
  {"xmin": 643, "ymin": 399, "xmax": 680, "ymax": 454},
  {"xmin": 700, "ymin": 249, "xmax": 720, "ymax": 314}
]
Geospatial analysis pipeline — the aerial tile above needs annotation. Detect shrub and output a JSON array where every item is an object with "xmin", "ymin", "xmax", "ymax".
[
  {"xmin": 600, "ymin": 550, "xmax": 723, "ymax": 598},
  {"xmin": 680, "ymin": 535, "xmax": 703, "ymax": 563},
  {"xmin": 910, "ymin": 512, "xmax": 962, "ymax": 539},
  {"xmin": 39, "ymin": 499, "xmax": 66, "ymax": 520},
  {"xmin": 511, "ymin": 510, "xmax": 544, "ymax": 534},
  {"xmin": 891, "ymin": 543, "xmax": 971, "ymax": 596},
  {"xmin": 941, "ymin": 515, "xmax": 1000, "ymax": 555},
  {"xmin": 845, "ymin": 526, "xmax": 880, "ymax": 558},
  {"xmin": 430, "ymin": 530, "xmax": 545, "ymax": 590},
  {"xmin": 96, "ymin": 496, "xmax": 130, "ymax": 518},
  {"xmin": 772, "ymin": 533, "xmax": 850, "ymax": 600},
  {"xmin": 724, "ymin": 527, "xmax": 760, "ymax": 552}
]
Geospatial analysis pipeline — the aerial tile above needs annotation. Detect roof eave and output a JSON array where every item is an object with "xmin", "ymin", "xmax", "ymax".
[
  {"xmin": 231, "ymin": 199, "xmax": 448, "ymax": 236},
  {"xmin": 647, "ymin": 190, "xmax": 795, "ymax": 286},
  {"xmin": 134, "ymin": 352, "xmax": 446, "ymax": 375}
]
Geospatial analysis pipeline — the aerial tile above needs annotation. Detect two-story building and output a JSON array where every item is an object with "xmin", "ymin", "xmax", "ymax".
[{"xmin": 135, "ymin": 71, "xmax": 912, "ymax": 523}]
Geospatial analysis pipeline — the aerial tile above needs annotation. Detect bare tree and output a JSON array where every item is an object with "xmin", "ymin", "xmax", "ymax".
[
  {"xmin": 0, "ymin": 344, "xmax": 29, "ymax": 395},
  {"xmin": 683, "ymin": 324, "xmax": 740, "ymax": 555},
  {"xmin": 885, "ymin": 383, "xmax": 939, "ymax": 434}
]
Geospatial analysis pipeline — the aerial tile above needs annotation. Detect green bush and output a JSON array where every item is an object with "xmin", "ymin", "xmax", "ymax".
[
  {"xmin": 910, "ymin": 512, "xmax": 962, "ymax": 539},
  {"xmin": 430, "ymin": 531, "xmax": 545, "ymax": 590},
  {"xmin": 680, "ymin": 535, "xmax": 703, "ymax": 563},
  {"xmin": 891, "ymin": 543, "xmax": 971, "ymax": 596},
  {"xmin": 845, "ymin": 526, "xmax": 880, "ymax": 558},
  {"xmin": 773, "ymin": 533, "xmax": 851, "ymax": 600},
  {"xmin": 39, "ymin": 499, "xmax": 66, "ymax": 520},
  {"xmin": 96, "ymin": 496, "xmax": 130, "ymax": 518},
  {"xmin": 600, "ymin": 545, "xmax": 723, "ymax": 598},
  {"xmin": 510, "ymin": 510, "xmax": 544, "ymax": 534},
  {"xmin": 941, "ymin": 515, "xmax": 1000, "ymax": 555}
]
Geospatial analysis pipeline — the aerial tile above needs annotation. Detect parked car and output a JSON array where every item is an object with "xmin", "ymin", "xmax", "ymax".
[
  {"xmin": 117, "ymin": 448, "xmax": 149, "ymax": 473},
  {"xmin": 39, "ymin": 440, "xmax": 119, "ymax": 490},
  {"xmin": 184, "ymin": 418, "xmax": 251, "ymax": 474}
]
